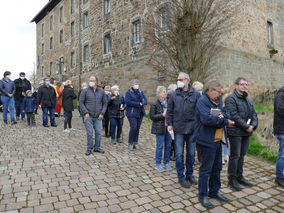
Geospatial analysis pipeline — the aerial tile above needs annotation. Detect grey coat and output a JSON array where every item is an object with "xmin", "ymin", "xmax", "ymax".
[{"xmin": 79, "ymin": 87, "xmax": 108, "ymax": 118}]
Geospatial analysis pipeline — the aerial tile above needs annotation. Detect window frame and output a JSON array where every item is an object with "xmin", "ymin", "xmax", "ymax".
[
  {"xmin": 267, "ymin": 20, "xmax": 274, "ymax": 48},
  {"xmin": 71, "ymin": 21, "xmax": 75, "ymax": 37},
  {"xmin": 132, "ymin": 20, "xmax": 141, "ymax": 45},
  {"xmin": 104, "ymin": 0, "xmax": 110, "ymax": 15},
  {"xmin": 71, "ymin": 51, "xmax": 75, "ymax": 68},
  {"xmin": 104, "ymin": 33, "xmax": 112, "ymax": 54},
  {"xmin": 83, "ymin": 45, "xmax": 89, "ymax": 62},
  {"xmin": 60, "ymin": 29, "xmax": 64, "ymax": 43},
  {"xmin": 50, "ymin": 15, "xmax": 53, "ymax": 31},
  {"xmin": 50, "ymin": 37, "xmax": 53, "ymax": 49},
  {"xmin": 59, "ymin": 6, "xmax": 64, "ymax": 23},
  {"xmin": 83, "ymin": 11, "xmax": 89, "ymax": 28},
  {"xmin": 71, "ymin": 0, "xmax": 76, "ymax": 14}
]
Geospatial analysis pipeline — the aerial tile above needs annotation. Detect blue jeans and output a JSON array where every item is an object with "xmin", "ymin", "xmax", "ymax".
[
  {"xmin": 42, "ymin": 107, "xmax": 55, "ymax": 125},
  {"xmin": 197, "ymin": 142, "xmax": 222, "ymax": 198},
  {"xmin": 127, "ymin": 116, "xmax": 143, "ymax": 144},
  {"xmin": 15, "ymin": 98, "xmax": 25, "ymax": 119},
  {"xmin": 276, "ymin": 135, "xmax": 284, "ymax": 179},
  {"xmin": 1, "ymin": 96, "xmax": 15, "ymax": 121},
  {"xmin": 175, "ymin": 133, "xmax": 195, "ymax": 180},
  {"xmin": 155, "ymin": 127, "xmax": 172, "ymax": 165},
  {"xmin": 84, "ymin": 116, "xmax": 102, "ymax": 151},
  {"xmin": 223, "ymin": 139, "xmax": 230, "ymax": 155},
  {"xmin": 110, "ymin": 117, "xmax": 123, "ymax": 139}
]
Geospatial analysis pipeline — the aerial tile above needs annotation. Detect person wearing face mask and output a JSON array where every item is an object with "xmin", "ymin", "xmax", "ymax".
[
  {"xmin": 79, "ymin": 75, "xmax": 108, "ymax": 156},
  {"xmin": 166, "ymin": 72, "xmax": 201, "ymax": 189},
  {"xmin": 125, "ymin": 79, "xmax": 148, "ymax": 151},
  {"xmin": 108, "ymin": 85, "xmax": 125, "ymax": 144},
  {"xmin": 37, "ymin": 77, "xmax": 58, "ymax": 127},
  {"xmin": 103, "ymin": 85, "xmax": 111, "ymax": 138},
  {"xmin": 78, "ymin": 82, "xmax": 88, "ymax": 119},
  {"xmin": 0, "ymin": 71, "xmax": 17, "ymax": 125},
  {"xmin": 14, "ymin": 72, "xmax": 31, "ymax": 121}
]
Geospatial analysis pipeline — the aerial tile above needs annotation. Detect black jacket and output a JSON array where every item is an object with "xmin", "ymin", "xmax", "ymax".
[
  {"xmin": 62, "ymin": 86, "xmax": 77, "ymax": 112},
  {"xmin": 150, "ymin": 99, "xmax": 166, "ymax": 135},
  {"xmin": 37, "ymin": 85, "xmax": 57, "ymax": 108},
  {"xmin": 225, "ymin": 89, "xmax": 258, "ymax": 136},
  {"xmin": 166, "ymin": 87, "xmax": 200, "ymax": 134},
  {"xmin": 273, "ymin": 87, "xmax": 284, "ymax": 135},
  {"xmin": 108, "ymin": 94, "xmax": 125, "ymax": 118},
  {"xmin": 14, "ymin": 78, "xmax": 31, "ymax": 100}
]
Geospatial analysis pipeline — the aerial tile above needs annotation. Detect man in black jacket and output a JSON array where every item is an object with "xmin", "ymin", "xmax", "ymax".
[
  {"xmin": 37, "ymin": 77, "xmax": 57, "ymax": 127},
  {"xmin": 225, "ymin": 77, "xmax": 258, "ymax": 191},
  {"xmin": 273, "ymin": 86, "xmax": 284, "ymax": 188},
  {"xmin": 14, "ymin": 72, "xmax": 31, "ymax": 121},
  {"xmin": 167, "ymin": 72, "xmax": 200, "ymax": 188}
]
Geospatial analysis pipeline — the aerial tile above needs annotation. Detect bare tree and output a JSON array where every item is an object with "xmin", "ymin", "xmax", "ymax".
[
  {"xmin": 28, "ymin": 62, "xmax": 38, "ymax": 88},
  {"xmin": 145, "ymin": 0, "xmax": 241, "ymax": 82}
]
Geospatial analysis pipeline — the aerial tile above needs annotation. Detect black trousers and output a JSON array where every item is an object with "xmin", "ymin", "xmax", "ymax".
[
  {"xmin": 26, "ymin": 112, "xmax": 34, "ymax": 125},
  {"xmin": 64, "ymin": 111, "xmax": 72, "ymax": 129},
  {"xmin": 228, "ymin": 136, "xmax": 250, "ymax": 180}
]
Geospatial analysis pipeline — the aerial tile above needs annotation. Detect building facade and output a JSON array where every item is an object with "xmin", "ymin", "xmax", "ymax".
[{"xmin": 32, "ymin": 0, "xmax": 284, "ymax": 103}]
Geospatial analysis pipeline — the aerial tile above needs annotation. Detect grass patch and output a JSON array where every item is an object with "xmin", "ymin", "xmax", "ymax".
[
  {"xmin": 145, "ymin": 113, "xmax": 151, "ymax": 120},
  {"xmin": 254, "ymin": 104, "xmax": 274, "ymax": 113},
  {"xmin": 248, "ymin": 136, "xmax": 277, "ymax": 163}
]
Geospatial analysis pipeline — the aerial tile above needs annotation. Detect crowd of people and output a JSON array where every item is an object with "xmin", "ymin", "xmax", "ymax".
[{"xmin": 0, "ymin": 71, "xmax": 283, "ymax": 209}]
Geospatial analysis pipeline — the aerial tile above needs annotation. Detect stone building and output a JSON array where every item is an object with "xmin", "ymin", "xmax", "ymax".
[{"xmin": 32, "ymin": 0, "xmax": 284, "ymax": 103}]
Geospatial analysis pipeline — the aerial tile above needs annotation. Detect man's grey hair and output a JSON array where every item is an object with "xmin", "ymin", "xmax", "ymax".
[
  {"xmin": 131, "ymin": 79, "xmax": 139, "ymax": 85},
  {"xmin": 179, "ymin": 72, "xmax": 190, "ymax": 80},
  {"xmin": 167, "ymin": 84, "xmax": 177, "ymax": 94},
  {"xmin": 111, "ymin": 85, "xmax": 119, "ymax": 91},
  {"xmin": 156, "ymin": 86, "xmax": 166, "ymax": 96},
  {"xmin": 81, "ymin": 82, "xmax": 88, "ymax": 88},
  {"xmin": 204, "ymin": 80, "xmax": 222, "ymax": 92}
]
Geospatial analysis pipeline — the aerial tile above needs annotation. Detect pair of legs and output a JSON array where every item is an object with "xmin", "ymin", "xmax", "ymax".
[
  {"xmin": 64, "ymin": 111, "xmax": 73, "ymax": 129},
  {"xmin": 1, "ymin": 96, "xmax": 15, "ymax": 122},
  {"xmin": 155, "ymin": 127, "xmax": 172, "ymax": 166},
  {"xmin": 276, "ymin": 135, "xmax": 284, "ymax": 180},
  {"xmin": 84, "ymin": 116, "xmax": 102, "ymax": 151},
  {"xmin": 15, "ymin": 98, "xmax": 25, "ymax": 119},
  {"xmin": 42, "ymin": 107, "xmax": 56, "ymax": 126},
  {"xmin": 127, "ymin": 116, "xmax": 143, "ymax": 145},
  {"xmin": 26, "ymin": 112, "xmax": 35, "ymax": 125},
  {"xmin": 110, "ymin": 117, "xmax": 123, "ymax": 140}
]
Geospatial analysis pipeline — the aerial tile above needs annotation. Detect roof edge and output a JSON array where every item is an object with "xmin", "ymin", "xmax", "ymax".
[{"xmin": 31, "ymin": 0, "xmax": 61, "ymax": 23}]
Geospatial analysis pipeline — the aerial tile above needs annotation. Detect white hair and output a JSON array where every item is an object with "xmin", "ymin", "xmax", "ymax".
[
  {"xmin": 105, "ymin": 85, "xmax": 111, "ymax": 90},
  {"xmin": 111, "ymin": 85, "xmax": 119, "ymax": 90},
  {"xmin": 156, "ymin": 86, "xmax": 166, "ymax": 96},
  {"xmin": 131, "ymin": 79, "xmax": 139, "ymax": 85},
  {"xmin": 192, "ymin": 81, "xmax": 204, "ymax": 90},
  {"xmin": 167, "ymin": 84, "xmax": 177, "ymax": 94},
  {"xmin": 179, "ymin": 72, "xmax": 190, "ymax": 80}
]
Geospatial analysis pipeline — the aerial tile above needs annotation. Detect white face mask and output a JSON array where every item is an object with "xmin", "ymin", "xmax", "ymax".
[
  {"xmin": 20, "ymin": 77, "xmax": 25, "ymax": 80},
  {"xmin": 89, "ymin": 82, "xmax": 96, "ymax": 87},
  {"xmin": 83, "ymin": 86, "xmax": 87, "ymax": 89},
  {"xmin": 133, "ymin": 85, "xmax": 139, "ymax": 90},
  {"xmin": 6, "ymin": 75, "xmax": 11, "ymax": 79},
  {"xmin": 177, "ymin": 81, "xmax": 185, "ymax": 88}
]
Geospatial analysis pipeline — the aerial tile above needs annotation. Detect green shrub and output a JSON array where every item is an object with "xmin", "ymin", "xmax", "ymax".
[{"xmin": 254, "ymin": 104, "xmax": 274, "ymax": 113}]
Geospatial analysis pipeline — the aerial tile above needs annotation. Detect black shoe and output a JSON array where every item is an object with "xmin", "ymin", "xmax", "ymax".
[
  {"xmin": 85, "ymin": 150, "xmax": 92, "ymax": 156},
  {"xmin": 43, "ymin": 124, "xmax": 49, "ymax": 127},
  {"xmin": 11, "ymin": 121, "xmax": 17, "ymax": 125},
  {"xmin": 237, "ymin": 177, "xmax": 253, "ymax": 187},
  {"xmin": 170, "ymin": 155, "xmax": 175, "ymax": 161},
  {"xmin": 198, "ymin": 197, "xmax": 213, "ymax": 209},
  {"xmin": 178, "ymin": 179, "xmax": 190, "ymax": 188},
  {"xmin": 186, "ymin": 176, "xmax": 197, "ymax": 185},
  {"xmin": 105, "ymin": 133, "xmax": 110, "ymax": 138},
  {"xmin": 4, "ymin": 120, "xmax": 8, "ymax": 124},
  {"xmin": 117, "ymin": 138, "xmax": 122, "ymax": 143},
  {"xmin": 228, "ymin": 179, "xmax": 242, "ymax": 191},
  {"xmin": 208, "ymin": 192, "xmax": 229, "ymax": 202},
  {"xmin": 275, "ymin": 178, "xmax": 284, "ymax": 189},
  {"xmin": 94, "ymin": 149, "xmax": 105, "ymax": 154},
  {"xmin": 51, "ymin": 124, "xmax": 57, "ymax": 127},
  {"xmin": 54, "ymin": 114, "xmax": 59, "ymax": 117}
]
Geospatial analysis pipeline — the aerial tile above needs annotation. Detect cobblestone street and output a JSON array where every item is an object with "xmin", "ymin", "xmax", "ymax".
[{"xmin": 0, "ymin": 111, "xmax": 283, "ymax": 213}]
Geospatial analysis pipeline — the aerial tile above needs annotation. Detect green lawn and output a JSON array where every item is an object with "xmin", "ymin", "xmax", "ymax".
[{"xmin": 254, "ymin": 104, "xmax": 274, "ymax": 113}]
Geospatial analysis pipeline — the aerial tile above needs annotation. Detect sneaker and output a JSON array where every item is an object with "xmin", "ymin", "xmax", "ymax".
[
  {"xmin": 186, "ymin": 175, "xmax": 197, "ymax": 185},
  {"xmin": 69, "ymin": 128, "xmax": 76, "ymax": 131},
  {"xmin": 128, "ymin": 144, "xmax": 134, "ymax": 151},
  {"xmin": 43, "ymin": 124, "xmax": 49, "ymax": 127},
  {"xmin": 11, "ymin": 121, "xmax": 17, "ymax": 125},
  {"xmin": 133, "ymin": 144, "xmax": 140, "ymax": 150},
  {"xmin": 85, "ymin": 150, "xmax": 92, "ymax": 156},
  {"xmin": 111, "ymin": 138, "xmax": 116, "ymax": 144},
  {"xmin": 21, "ymin": 118, "xmax": 26, "ymax": 122},
  {"xmin": 178, "ymin": 179, "xmax": 190, "ymax": 188},
  {"xmin": 94, "ymin": 149, "xmax": 105, "ymax": 154},
  {"xmin": 63, "ymin": 129, "xmax": 70, "ymax": 133},
  {"xmin": 156, "ymin": 164, "xmax": 165, "ymax": 172},
  {"xmin": 51, "ymin": 124, "xmax": 57, "ymax": 127},
  {"xmin": 117, "ymin": 138, "xmax": 122, "ymax": 143},
  {"xmin": 164, "ymin": 163, "xmax": 172, "ymax": 171},
  {"xmin": 275, "ymin": 178, "xmax": 284, "ymax": 189},
  {"xmin": 4, "ymin": 120, "xmax": 8, "ymax": 124}
]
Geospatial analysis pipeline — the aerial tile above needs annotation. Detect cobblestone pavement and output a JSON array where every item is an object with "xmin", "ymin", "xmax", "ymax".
[{"xmin": 0, "ymin": 111, "xmax": 283, "ymax": 213}]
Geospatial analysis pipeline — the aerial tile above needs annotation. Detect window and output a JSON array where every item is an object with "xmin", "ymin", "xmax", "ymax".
[
  {"xmin": 41, "ymin": 23, "xmax": 44, "ymax": 37},
  {"xmin": 159, "ymin": 8, "xmax": 170, "ymax": 29},
  {"xmin": 41, "ymin": 66, "xmax": 45, "ymax": 77},
  {"xmin": 133, "ymin": 20, "xmax": 141, "ymax": 44},
  {"xmin": 71, "ymin": 0, "xmax": 76, "ymax": 14},
  {"xmin": 83, "ymin": 45, "xmax": 89, "ymax": 62},
  {"xmin": 41, "ymin": 43, "xmax": 45, "ymax": 55},
  {"xmin": 59, "ymin": 57, "xmax": 64, "ymax": 73},
  {"xmin": 60, "ymin": 29, "xmax": 64, "ymax": 43},
  {"xmin": 267, "ymin": 21, "xmax": 274, "ymax": 47},
  {"xmin": 71, "ymin": 21, "xmax": 75, "ymax": 37},
  {"xmin": 50, "ymin": 62, "xmax": 53, "ymax": 76},
  {"xmin": 104, "ymin": 33, "xmax": 112, "ymax": 54},
  {"xmin": 50, "ymin": 37, "xmax": 53, "ymax": 49},
  {"xmin": 50, "ymin": 15, "xmax": 53, "ymax": 31},
  {"xmin": 83, "ymin": 0, "xmax": 88, "ymax": 3},
  {"xmin": 60, "ymin": 6, "xmax": 64, "ymax": 23},
  {"xmin": 71, "ymin": 52, "xmax": 75, "ymax": 68},
  {"xmin": 104, "ymin": 0, "xmax": 110, "ymax": 14},
  {"xmin": 83, "ymin": 12, "xmax": 89, "ymax": 28}
]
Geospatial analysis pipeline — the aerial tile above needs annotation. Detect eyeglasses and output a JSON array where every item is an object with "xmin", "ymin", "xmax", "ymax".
[
  {"xmin": 238, "ymin": 83, "xmax": 248, "ymax": 86},
  {"xmin": 213, "ymin": 89, "xmax": 223, "ymax": 94},
  {"xmin": 177, "ymin": 78, "xmax": 186, "ymax": 81}
]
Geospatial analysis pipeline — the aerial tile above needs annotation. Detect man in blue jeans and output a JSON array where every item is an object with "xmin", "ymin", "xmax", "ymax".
[
  {"xmin": 167, "ymin": 72, "xmax": 200, "ymax": 188},
  {"xmin": 0, "ymin": 71, "xmax": 17, "ymax": 125},
  {"xmin": 79, "ymin": 75, "xmax": 108, "ymax": 156},
  {"xmin": 273, "ymin": 86, "xmax": 284, "ymax": 188}
]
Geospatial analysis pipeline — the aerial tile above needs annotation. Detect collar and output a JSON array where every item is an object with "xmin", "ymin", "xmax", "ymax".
[
  {"xmin": 234, "ymin": 89, "xmax": 248, "ymax": 99},
  {"xmin": 205, "ymin": 93, "xmax": 219, "ymax": 107}
]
